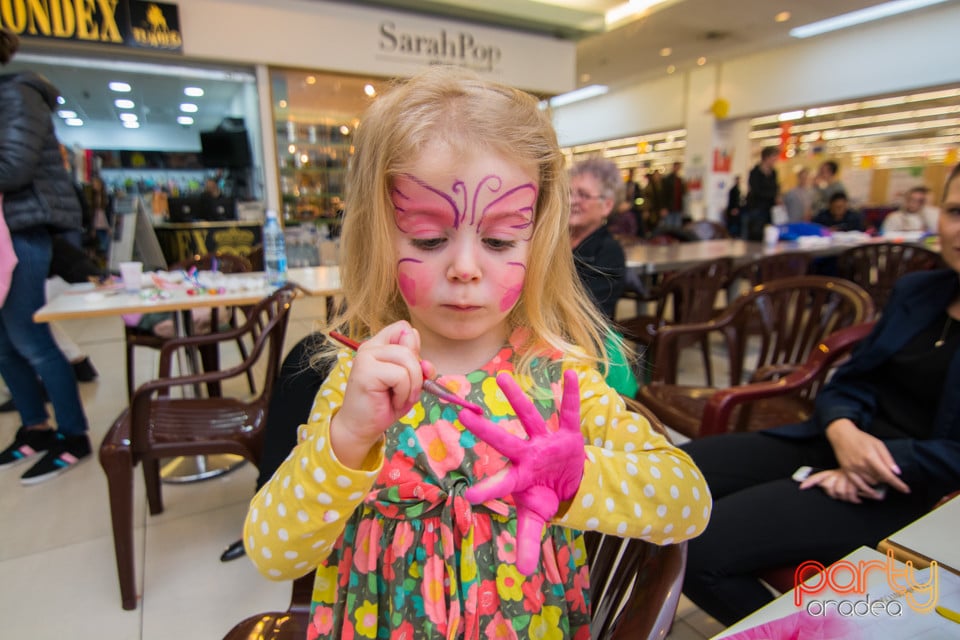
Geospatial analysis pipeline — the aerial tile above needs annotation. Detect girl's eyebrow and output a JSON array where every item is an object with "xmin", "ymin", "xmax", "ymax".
[{"xmin": 478, "ymin": 210, "xmax": 534, "ymax": 231}]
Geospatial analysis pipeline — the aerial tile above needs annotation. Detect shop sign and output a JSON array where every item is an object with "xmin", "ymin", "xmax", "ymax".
[
  {"xmin": 378, "ymin": 20, "xmax": 501, "ymax": 72},
  {"xmin": 0, "ymin": 0, "xmax": 183, "ymax": 53}
]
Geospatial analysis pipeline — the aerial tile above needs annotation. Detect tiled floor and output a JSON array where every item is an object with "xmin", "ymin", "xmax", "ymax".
[{"xmin": 0, "ymin": 295, "xmax": 727, "ymax": 639}]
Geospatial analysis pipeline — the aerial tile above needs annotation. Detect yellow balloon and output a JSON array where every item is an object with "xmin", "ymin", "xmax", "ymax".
[{"xmin": 711, "ymin": 98, "xmax": 730, "ymax": 119}]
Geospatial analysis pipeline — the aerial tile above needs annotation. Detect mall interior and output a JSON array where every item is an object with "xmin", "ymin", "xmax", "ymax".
[{"xmin": 0, "ymin": 0, "xmax": 958, "ymax": 638}]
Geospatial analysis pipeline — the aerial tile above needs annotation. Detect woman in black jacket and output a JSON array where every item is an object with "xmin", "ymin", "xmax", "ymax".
[{"xmin": 0, "ymin": 29, "xmax": 92, "ymax": 484}]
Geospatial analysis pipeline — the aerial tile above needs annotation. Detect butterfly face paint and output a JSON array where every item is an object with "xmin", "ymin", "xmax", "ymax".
[{"xmin": 391, "ymin": 143, "xmax": 537, "ymax": 353}]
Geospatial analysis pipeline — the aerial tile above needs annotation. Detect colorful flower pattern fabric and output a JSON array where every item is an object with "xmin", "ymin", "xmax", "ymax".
[{"xmin": 245, "ymin": 334, "xmax": 711, "ymax": 639}]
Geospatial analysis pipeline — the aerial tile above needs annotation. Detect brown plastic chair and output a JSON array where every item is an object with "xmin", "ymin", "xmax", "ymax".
[
  {"xmin": 728, "ymin": 252, "xmax": 812, "ymax": 288},
  {"xmin": 124, "ymin": 251, "xmax": 255, "ymax": 399},
  {"xmin": 223, "ymin": 400, "xmax": 686, "ymax": 640},
  {"xmin": 618, "ymin": 258, "xmax": 733, "ymax": 386},
  {"xmin": 837, "ymin": 242, "xmax": 941, "ymax": 310},
  {"xmin": 638, "ymin": 277, "xmax": 875, "ymax": 439},
  {"xmin": 101, "ymin": 285, "xmax": 296, "ymax": 610}
]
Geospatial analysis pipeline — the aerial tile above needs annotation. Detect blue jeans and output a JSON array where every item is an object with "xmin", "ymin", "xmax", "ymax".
[{"xmin": 0, "ymin": 228, "xmax": 88, "ymax": 435}]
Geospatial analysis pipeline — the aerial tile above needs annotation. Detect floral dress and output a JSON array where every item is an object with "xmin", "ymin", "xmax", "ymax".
[{"xmin": 245, "ymin": 332, "xmax": 712, "ymax": 639}]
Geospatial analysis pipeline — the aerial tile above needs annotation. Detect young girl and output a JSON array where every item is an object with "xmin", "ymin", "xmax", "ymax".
[{"xmin": 244, "ymin": 66, "xmax": 711, "ymax": 639}]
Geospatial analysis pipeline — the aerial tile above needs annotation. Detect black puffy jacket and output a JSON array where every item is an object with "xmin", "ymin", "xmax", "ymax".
[{"xmin": 0, "ymin": 71, "xmax": 81, "ymax": 233}]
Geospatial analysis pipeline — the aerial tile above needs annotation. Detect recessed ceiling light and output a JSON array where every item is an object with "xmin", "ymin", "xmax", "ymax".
[
  {"xmin": 114, "ymin": 99, "xmax": 135, "ymax": 109},
  {"xmin": 109, "ymin": 81, "xmax": 131, "ymax": 92},
  {"xmin": 180, "ymin": 103, "xmax": 198, "ymax": 113},
  {"xmin": 65, "ymin": 118, "xmax": 83, "ymax": 126},
  {"xmin": 364, "ymin": 84, "xmax": 376, "ymax": 97},
  {"xmin": 57, "ymin": 110, "xmax": 77, "ymax": 119},
  {"xmin": 667, "ymin": 65, "xmax": 676, "ymax": 74},
  {"xmin": 278, "ymin": 99, "xmax": 288, "ymax": 108},
  {"xmin": 775, "ymin": 11, "xmax": 791, "ymax": 22},
  {"xmin": 306, "ymin": 76, "xmax": 316, "ymax": 85},
  {"xmin": 339, "ymin": 125, "xmax": 350, "ymax": 135},
  {"xmin": 177, "ymin": 116, "xmax": 194, "ymax": 125},
  {"xmin": 122, "ymin": 121, "xmax": 140, "ymax": 128},
  {"xmin": 56, "ymin": 96, "xmax": 65, "ymax": 105},
  {"xmin": 184, "ymin": 86, "xmax": 204, "ymax": 97},
  {"xmin": 697, "ymin": 56, "xmax": 707, "ymax": 66},
  {"xmin": 548, "ymin": 84, "xmax": 609, "ymax": 108},
  {"xmin": 660, "ymin": 47, "xmax": 672, "ymax": 57},
  {"xmin": 119, "ymin": 113, "xmax": 138, "ymax": 122}
]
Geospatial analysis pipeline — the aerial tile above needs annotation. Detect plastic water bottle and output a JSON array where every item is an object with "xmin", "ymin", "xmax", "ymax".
[{"xmin": 263, "ymin": 210, "xmax": 288, "ymax": 286}]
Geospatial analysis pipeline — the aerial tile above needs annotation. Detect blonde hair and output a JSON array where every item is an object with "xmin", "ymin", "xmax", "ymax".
[{"xmin": 325, "ymin": 66, "xmax": 611, "ymax": 376}]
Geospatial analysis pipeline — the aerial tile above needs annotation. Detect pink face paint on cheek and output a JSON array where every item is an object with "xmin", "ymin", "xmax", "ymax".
[
  {"xmin": 498, "ymin": 262, "xmax": 527, "ymax": 312},
  {"xmin": 397, "ymin": 258, "xmax": 434, "ymax": 308}
]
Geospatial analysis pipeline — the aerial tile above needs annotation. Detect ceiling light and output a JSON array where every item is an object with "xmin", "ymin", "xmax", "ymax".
[
  {"xmin": 109, "ymin": 81, "xmax": 131, "ymax": 92},
  {"xmin": 122, "ymin": 121, "xmax": 140, "ymax": 129},
  {"xmin": 775, "ymin": 11, "xmax": 791, "ymax": 22},
  {"xmin": 278, "ymin": 99, "xmax": 288, "ymax": 108},
  {"xmin": 666, "ymin": 65, "xmax": 676, "ymax": 74},
  {"xmin": 659, "ymin": 47, "xmax": 672, "ymax": 57},
  {"xmin": 339, "ymin": 125, "xmax": 350, "ymax": 135},
  {"xmin": 606, "ymin": 0, "xmax": 672, "ymax": 26},
  {"xmin": 778, "ymin": 110, "xmax": 804, "ymax": 121},
  {"xmin": 184, "ymin": 86, "xmax": 204, "ymax": 97},
  {"xmin": 177, "ymin": 116, "xmax": 194, "ymax": 125},
  {"xmin": 364, "ymin": 84, "xmax": 376, "ymax": 97},
  {"xmin": 57, "ymin": 110, "xmax": 77, "ymax": 119},
  {"xmin": 790, "ymin": 0, "xmax": 949, "ymax": 38},
  {"xmin": 65, "ymin": 118, "xmax": 83, "ymax": 126},
  {"xmin": 306, "ymin": 76, "xmax": 316, "ymax": 85},
  {"xmin": 114, "ymin": 99, "xmax": 135, "ymax": 109},
  {"xmin": 697, "ymin": 57, "xmax": 707, "ymax": 66},
  {"xmin": 287, "ymin": 144, "xmax": 296, "ymax": 154},
  {"xmin": 119, "ymin": 113, "xmax": 138, "ymax": 122},
  {"xmin": 548, "ymin": 84, "xmax": 609, "ymax": 108},
  {"xmin": 180, "ymin": 103, "xmax": 198, "ymax": 113},
  {"xmin": 56, "ymin": 96, "xmax": 65, "ymax": 104}
]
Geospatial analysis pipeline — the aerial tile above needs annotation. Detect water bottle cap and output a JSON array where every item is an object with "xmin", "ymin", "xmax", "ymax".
[{"xmin": 266, "ymin": 209, "xmax": 278, "ymax": 219}]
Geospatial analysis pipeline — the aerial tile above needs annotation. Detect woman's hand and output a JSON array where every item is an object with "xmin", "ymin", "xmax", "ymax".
[
  {"xmin": 825, "ymin": 419, "xmax": 910, "ymax": 494},
  {"xmin": 799, "ymin": 468, "xmax": 886, "ymax": 503},
  {"xmin": 458, "ymin": 369, "xmax": 585, "ymax": 575},
  {"xmin": 330, "ymin": 321, "xmax": 423, "ymax": 469}
]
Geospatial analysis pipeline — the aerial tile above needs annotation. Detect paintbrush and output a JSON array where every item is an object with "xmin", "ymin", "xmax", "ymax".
[{"xmin": 328, "ymin": 331, "xmax": 484, "ymax": 414}]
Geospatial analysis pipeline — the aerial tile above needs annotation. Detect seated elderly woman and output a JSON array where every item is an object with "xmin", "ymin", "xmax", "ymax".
[{"xmin": 682, "ymin": 162, "xmax": 960, "ymax": 626}]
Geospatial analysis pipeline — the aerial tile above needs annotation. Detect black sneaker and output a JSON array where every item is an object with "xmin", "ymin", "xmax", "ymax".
[
  {"xmin": 20, "ymin": 433, "xmax": 91, "ymax": 485},
  {"xmin": 72, "ymin": 357, "xmax": 98, "ymax": 382},
  {"xmin": 0, "ymin": 397, "xmax": 15, "ymax": 413},
  {"xmin": 0, "ymin": 426, "xmax": 57, "ymax": 468}
]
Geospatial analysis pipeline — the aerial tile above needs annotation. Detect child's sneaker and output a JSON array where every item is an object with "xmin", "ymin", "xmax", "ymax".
[
  {"xmin": 20, "ymin": 433, "xmax": 91, "ymax": 485},
  {"xmin": 0, "ymin": 426, "xmax": 57, "ymax": 468}
]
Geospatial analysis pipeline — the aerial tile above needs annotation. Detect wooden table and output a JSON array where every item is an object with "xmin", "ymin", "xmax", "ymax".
[
  {"xmin": 878, "ymin": 494, "xmax": 960, "ymax": 576},
  {"xmin": 34, "ymin": 267, "xmax": 342, "ymax": 481}
]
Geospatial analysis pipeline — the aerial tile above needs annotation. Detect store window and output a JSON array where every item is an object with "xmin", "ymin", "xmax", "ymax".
[{"xmin": 269, "ymin": 68, "xmax": 387, "ymax": 226}]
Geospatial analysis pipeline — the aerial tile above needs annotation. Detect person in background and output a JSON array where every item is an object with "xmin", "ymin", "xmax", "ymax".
[
  {"xmin": 724, "ymin": 175, "xmax": 743, "ymax": 237},
  {"xmin": 660, "ymin": 161, "xmax": 686, "ymax": 229},
  {"xmin": 643, "ymin": 168, "xmax": 665, "ymax": 234},
  {"xmin": 743, "ymin": 146, "xmax": 780, "ymax": 240},
  {"xmin": 243, "ymin": 66, "xmax": 709, "ymax": 639},
  {"xmin": 569, "ymin": 157, "xmax": 627, "ymax": 321},
  {"xmin": 0, "ymin": 28, "xmax": 92, "ymax": 484},
  {"xmin": 682, "ymin": 163, "xmax": 960, "ymax": 626},
  {"xmin": 812, "ymin": 160, "xmax": 846, "ymax": 214},
  {"xmin": 783, "ymin": 166, "xmax": 814, "ymax": 223},
  {"xmin": 882, "ymin": 185, "xmax": 934, "ymax": 235},
  {"xmin": 617, "ymin": 166, "xmax": 645, "ymax": 237},
  {"xmin": 812, "ymin": 191, "xmax": 866, "ymax": 232},
  {"xmin": 89, "ymin": 175, "xmax": 113, "ymax": 260}
]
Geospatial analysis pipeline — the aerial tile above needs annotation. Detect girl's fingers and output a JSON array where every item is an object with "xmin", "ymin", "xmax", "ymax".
[
  {"xmin": 459, "ymin": 409, "xmax": 526, "ymax": 461},
  {"xmin": 464, "ymin": 468, "xmax": 516, "ymax": 504},
  {"xmin": 559, "ymin": 370, "xmax": 581, "ymax": 433},
  {"xmin": 496, "ymin": 373, "xmax": 548, "ymax": 439}
]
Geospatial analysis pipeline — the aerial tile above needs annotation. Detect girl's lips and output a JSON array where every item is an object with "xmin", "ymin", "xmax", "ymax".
[{"xmin": 445, "ymin": 304, "xmax": 481, "ymax": 311}]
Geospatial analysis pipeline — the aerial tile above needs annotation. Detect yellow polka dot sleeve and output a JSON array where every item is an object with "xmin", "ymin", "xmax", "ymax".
[
  {"xmin": 555, "ymin": 363, "xmax": 712, "ymax": 545},
  {"xmin": 243, "ymin": 351, "xmax": 384, "ymax": 581}
]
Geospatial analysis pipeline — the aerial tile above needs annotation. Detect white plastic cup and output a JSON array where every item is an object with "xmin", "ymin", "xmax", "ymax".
[
  {"xmin": 763, "ymin": 225, "xmax": 780, "ymax": 247},
  {"xmin": 119, "ymin": 261, "xmax": 143, "ymax": 292}
]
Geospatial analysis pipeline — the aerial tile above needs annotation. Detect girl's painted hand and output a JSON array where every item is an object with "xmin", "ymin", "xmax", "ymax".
[
  {"xmin": 330, "ymin": 321, "xmax": 423, "ymax": 468},
  {"xmin": 458, "ymin": 369, "xmax": 585, "ymax": 574}
]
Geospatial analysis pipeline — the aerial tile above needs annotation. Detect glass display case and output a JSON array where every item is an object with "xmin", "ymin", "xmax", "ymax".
[{"xmin": 270, "ymin": 68, "xmax": 387, "ymax": 230}]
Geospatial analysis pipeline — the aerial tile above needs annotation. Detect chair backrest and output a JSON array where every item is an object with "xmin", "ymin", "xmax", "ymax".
[
  {"xmin": 710, "ymin": 275, "xmax": 874, "ymax": 388},
  {"xmin": 655, "ymin": 257, "xmax": 734, "ymax": 329},
  {"xmin": 837, "ymin": 242, "xmax": 941, "ymax": 309},
  {"xmin": 729, "ymin": 252, "xmax": 812, "ymax": 287},
  {"xmin": 129, "ymin": 285, "xmax": 296, "ymax": 456}
]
